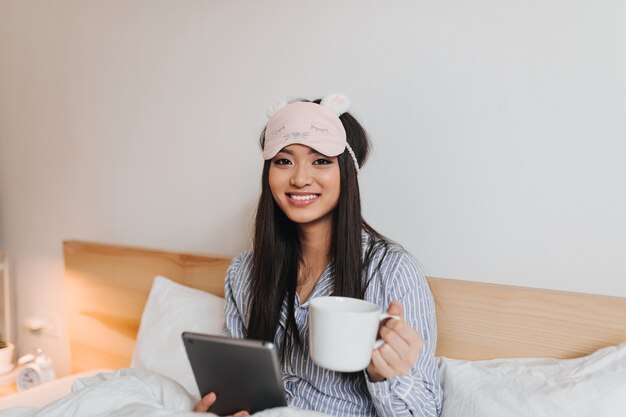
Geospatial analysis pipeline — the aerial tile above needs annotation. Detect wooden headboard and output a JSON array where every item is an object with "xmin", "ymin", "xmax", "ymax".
[{"xmin": 63, "ymin": 240, "xmax": 626, "ymax": 374}]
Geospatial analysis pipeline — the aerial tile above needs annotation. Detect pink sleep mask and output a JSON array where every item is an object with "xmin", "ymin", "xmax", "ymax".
[{"xmin": 262, "ymin": 94, "xmax": 359, "ymax": 173}]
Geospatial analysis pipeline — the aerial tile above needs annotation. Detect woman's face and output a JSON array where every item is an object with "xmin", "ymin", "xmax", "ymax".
[{"xmin": 268, "ymin": 144, "xmax": 341, "ymax": 229}]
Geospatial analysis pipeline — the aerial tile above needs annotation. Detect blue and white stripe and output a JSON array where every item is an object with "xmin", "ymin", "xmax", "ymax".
[{"xmin": 223, "ymin": 234, "xmax": 442, "ymax": 417}]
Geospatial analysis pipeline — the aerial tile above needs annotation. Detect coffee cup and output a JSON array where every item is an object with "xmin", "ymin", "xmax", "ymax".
[{"xmin": 308, "ymin": 296, "xmax": 399, "ymax": 372}]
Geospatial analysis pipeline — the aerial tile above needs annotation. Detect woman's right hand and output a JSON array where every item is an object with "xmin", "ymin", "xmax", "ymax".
[{"xmin": 193, "ymin": 392, "xmax": 249, "ymax": 416}]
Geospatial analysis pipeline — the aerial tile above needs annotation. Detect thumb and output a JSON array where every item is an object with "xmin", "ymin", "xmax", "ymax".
[
  {"xmin": 194, "ymin": 392, "xmax": 216, "ymax": 412},
  {"xmin": 387, "ymin": 300, "xmax": 404, "ymax": 320},
  {"xmin": 202, "ymin": 392, "xmax": 217, "ymax": 409}
]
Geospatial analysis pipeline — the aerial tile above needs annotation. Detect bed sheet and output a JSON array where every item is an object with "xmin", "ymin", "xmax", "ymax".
[
  {"xmin": 0, "ymin": 369, "xmax": 112, "ymax": 409},
  {"xmin": 0, "ymin": 368, "xmax": 330, "ymax": 417}
]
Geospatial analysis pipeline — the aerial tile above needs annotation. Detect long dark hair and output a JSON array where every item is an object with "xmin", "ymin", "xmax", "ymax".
[{"xmin": 246, "ymin": 100, "xmax": 389, "ymax": 361}]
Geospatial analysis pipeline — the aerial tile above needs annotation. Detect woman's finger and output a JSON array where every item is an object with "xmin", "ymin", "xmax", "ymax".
[
  {"xmin": 383, "ymin": 316, "xmax": 420, "ymax": 347},
  {"xmin": 381, "ymin": 341, "xmax": 415, "ymax": 374},
  {"xmin": 379, "ymin": 322, "xmax": 424, "ymax": 374},
  {"xmin": 380, "ymin": 329, "xmax": 414, "ymax": 368},
  {"xmin": 194, "ymin": 392, "xmax": 217, "ymax": 412},
  {"xmin": 379, "ymin": 323, "xmax": 410, "ymax": 352},
  {"xmin": 386, "ymin": 300, "xmax": 404, "ymax": 321},
  {"xmin": 378, "ymin": 340, "xmax": 405, "ymax": 369},
  {"xmin": 370, "ymin": 348, "xmax": 394, "ymax": 379}
]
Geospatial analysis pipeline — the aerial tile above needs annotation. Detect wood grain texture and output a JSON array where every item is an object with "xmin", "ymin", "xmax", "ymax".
[
  {"xmin": 429, "ymin": 277, "xmax": 626, "ymax": 360},
  {"xmin": 63, "ymin": 240, "xmax": 231, "ymax": 373},
  {"xmin": 64, "ymin": 240, "xmax": 626, "ymax": 372}
]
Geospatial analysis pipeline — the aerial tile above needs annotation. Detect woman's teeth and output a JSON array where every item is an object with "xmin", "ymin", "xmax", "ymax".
[{"xmin": 290, "ymin": 194, "xmax": 318, "ymax": 201}]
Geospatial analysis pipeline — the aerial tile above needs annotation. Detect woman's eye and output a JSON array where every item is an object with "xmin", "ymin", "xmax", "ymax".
[
  {"xmin": 313, "ymin": 158, "xmax": 332, "ymax": 165},
  {"xmin": 273, "ymin": 158, "xmax": 292, "ymax": 165}
]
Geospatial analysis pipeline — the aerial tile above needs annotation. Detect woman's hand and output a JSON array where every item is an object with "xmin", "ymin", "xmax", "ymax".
[
  {"xmin": 193, "ymin": 392, "xmax": 249, "ymax": 416},
  {"xmin": 366, "ymin": 300, "xmax": 424, "ymax": 382}
]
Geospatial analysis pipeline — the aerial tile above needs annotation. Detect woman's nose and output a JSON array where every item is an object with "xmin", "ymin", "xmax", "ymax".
[{"xmin": 290, "ymin": 164, "xmax": 312, "ymax": 187}]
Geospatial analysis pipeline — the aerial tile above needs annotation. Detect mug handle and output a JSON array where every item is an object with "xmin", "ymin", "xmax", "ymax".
[{"xmin": 372, "ymin": 313, "xmax": 401, "ymax": 349}]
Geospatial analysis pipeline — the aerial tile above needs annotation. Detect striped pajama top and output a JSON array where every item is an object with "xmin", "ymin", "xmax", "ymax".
[{"xmin": 223, "ymin": 235, "xmax": 442, "ymax": 417}]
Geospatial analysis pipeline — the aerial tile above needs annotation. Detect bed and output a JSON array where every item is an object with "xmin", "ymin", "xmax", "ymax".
[{"xmin": 0, "ymin": 240, "xmax": 625, "ymax": 416}]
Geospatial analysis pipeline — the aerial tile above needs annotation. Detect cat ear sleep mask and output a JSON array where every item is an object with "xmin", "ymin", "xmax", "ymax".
[{"xmin": 263, "ymin": 94, "xmax": 360, "ymax": 173}]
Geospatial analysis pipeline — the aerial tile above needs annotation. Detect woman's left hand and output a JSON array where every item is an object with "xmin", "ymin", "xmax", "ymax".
[{"xmin": 366, "ymin": 300, "xmax": 424, "ymax": 382}]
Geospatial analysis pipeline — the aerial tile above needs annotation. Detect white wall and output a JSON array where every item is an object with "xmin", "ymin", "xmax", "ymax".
[{"xmin": 1, "ymin": 0, "xmax": 625, "ymax": 375}]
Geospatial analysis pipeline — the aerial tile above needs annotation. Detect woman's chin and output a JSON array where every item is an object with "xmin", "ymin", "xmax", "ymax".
[{"xmin": 283, "ymin": 211, "xmax": 333, "ymax": 228}]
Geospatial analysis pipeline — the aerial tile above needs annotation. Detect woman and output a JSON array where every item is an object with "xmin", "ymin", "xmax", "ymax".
[{"xmin": 195, "ymin": 95, "xmax": 442, "ymax": 417}]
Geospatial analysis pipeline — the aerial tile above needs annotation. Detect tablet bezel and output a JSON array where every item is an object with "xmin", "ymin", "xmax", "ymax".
[{"xmin": 182, "ymin": 332, "xmax": 287, "ymax": 415}]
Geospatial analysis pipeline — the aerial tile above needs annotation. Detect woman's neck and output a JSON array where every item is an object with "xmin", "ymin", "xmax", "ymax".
[
  {"xmin": 297, "ymin": 216, "xmax": 332, "ymax": 268},
  {"xmin": 296, "ymin": 216, "xmax": 333, "ymax": 300}
]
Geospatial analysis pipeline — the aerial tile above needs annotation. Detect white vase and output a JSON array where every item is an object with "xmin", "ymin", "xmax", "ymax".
[{"xmin": 0, "ymin": 343, "xmax": 15, "ymax": 374}]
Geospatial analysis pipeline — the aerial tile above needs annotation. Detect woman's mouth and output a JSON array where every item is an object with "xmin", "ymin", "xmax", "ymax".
[{"xmin": 287, "ymin": 193, "xmax": 320, "ymax": 206}]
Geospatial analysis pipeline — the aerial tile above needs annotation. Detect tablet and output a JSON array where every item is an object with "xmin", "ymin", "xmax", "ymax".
[{"xmin": 182, "ymin": 332, "xmax": 287, "ymax": 416}]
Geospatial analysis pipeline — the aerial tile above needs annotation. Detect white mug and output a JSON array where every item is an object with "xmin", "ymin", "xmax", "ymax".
[{"xmin": 308, "ymin": 296, "xmax": 399, "ymax": 372}]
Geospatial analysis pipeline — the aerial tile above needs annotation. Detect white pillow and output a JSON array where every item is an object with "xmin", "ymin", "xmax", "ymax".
[
  {"xmin": 131, "ymin": 276, "xmax": 225, "ymax": 398},
  {"xmin": 439, "ymin": 342, "xmax": 626, "ymax": 417}
]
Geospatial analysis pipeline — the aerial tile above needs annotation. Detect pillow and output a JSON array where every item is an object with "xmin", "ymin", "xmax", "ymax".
[
  {"xmin": 131, "ymin": 276, "xmax": 225, "ymax": 398},
  {"xmin": 439, "ymin": 342, "xmax": 626, "ymax": 417}
]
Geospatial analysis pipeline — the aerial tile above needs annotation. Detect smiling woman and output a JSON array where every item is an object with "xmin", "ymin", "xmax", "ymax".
[{"xmin": 192, "ymin": 95, "xmax": 443, "ymax": 417}]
